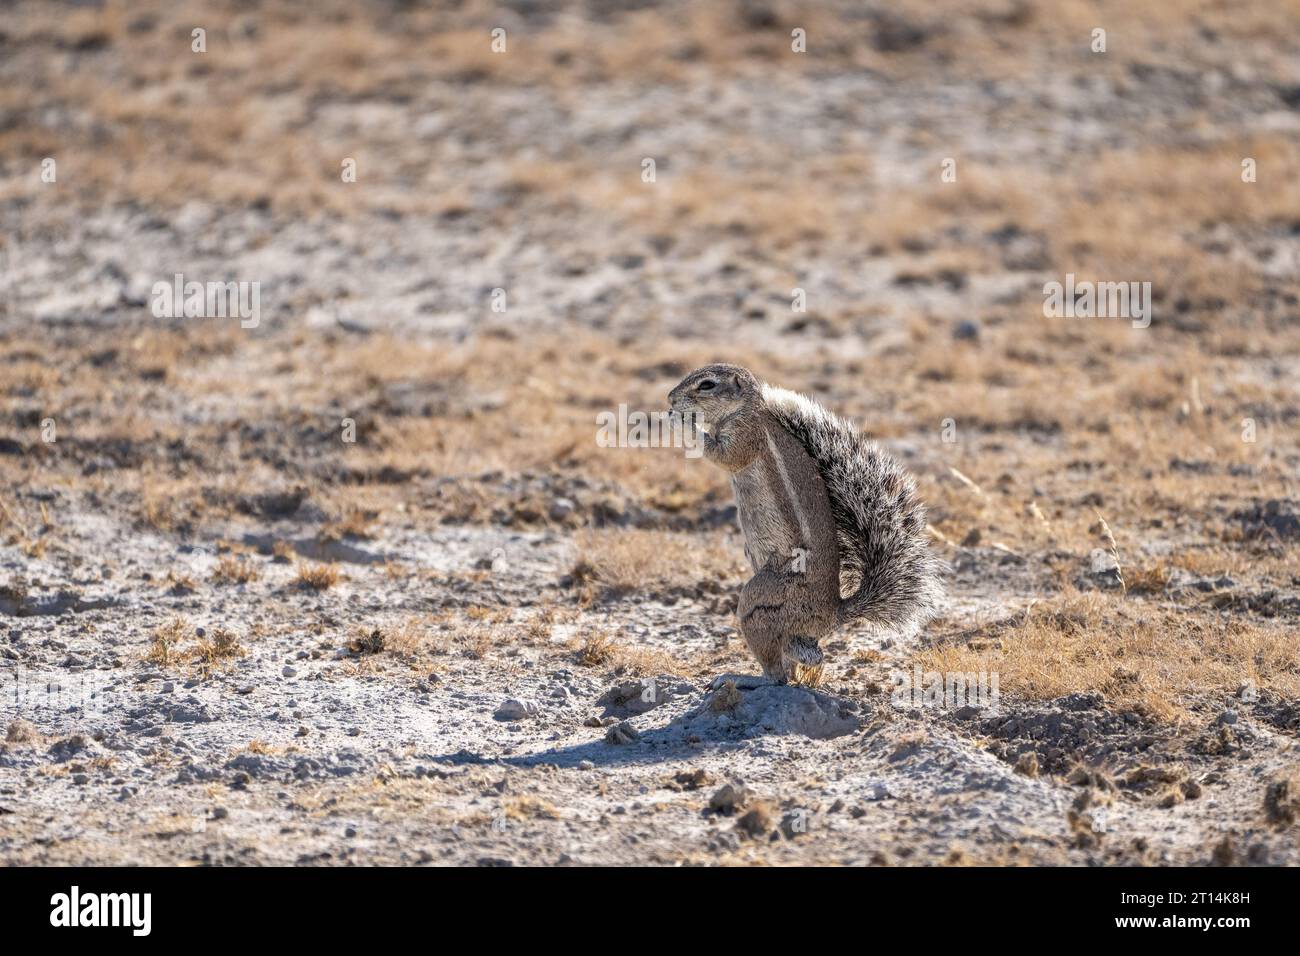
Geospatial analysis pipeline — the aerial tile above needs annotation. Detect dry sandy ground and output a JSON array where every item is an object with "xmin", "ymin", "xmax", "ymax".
[{"xmin": 2, "ymin": 0, "xmax": 1300, "ymax": 865}]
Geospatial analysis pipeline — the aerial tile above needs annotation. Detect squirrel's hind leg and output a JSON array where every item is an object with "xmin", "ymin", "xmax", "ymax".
[
  {"xmin": 737, "ymin": 571, "xmax": 797, "ymax": 685},
  {"xmin": 740, "ymin": 616, "xmax": 791, "ymax": 685}
]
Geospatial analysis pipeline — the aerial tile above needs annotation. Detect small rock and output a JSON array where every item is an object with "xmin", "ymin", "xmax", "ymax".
[
  {"xmin": 548, "ymin": 497, "xmax": 576, "ymax": 521},
  {"xmin": 673, "ymin": 768, "xmax": 713, "ymax": 791},
  {"xmin": 709, "ymin": 781, "xmax": 749, "ymax": 815},
  {"xmin": 577, "ymin": 760, "xmax": 595, "ymax": 771},
  {"xmin": 282, "ymin": 665, "xmax": 297, "ymax": 678},
  {"xmin": 709, "ymin": 680, "xmax": 742, "ymax": 713},
  {"xmin": 605, "ymin": 720, "xmax": 640, "ymax": 745},
  {"xmin": 1216, "ymin": 709, "xmax": 1238, "ymax": 726},
  {"xmin": 47, "ymin": 734, "xmax": 100, "ymax": 763},
  {"xmin": 72, "ymin": 773, "xmax": 89, "ymax": 785},
  {"xmin": 596, "ymin": 677, "xmax": 677, "ymax": 717},
  {"xmin": 212, "ymin": 806, "xmax": 229, "ymax": 820},
  {"xmin": 736, "ymin": 803, "xmax": 774, "ymax": 838},
  {"xmin": 494, "ymin": 698, "xmax": 539, "ymax": 721}
]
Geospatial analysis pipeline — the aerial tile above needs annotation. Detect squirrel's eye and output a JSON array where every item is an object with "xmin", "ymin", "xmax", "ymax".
[{"xmin": 697, "ymin": 380, "xmax": 717, "ymax": 392}]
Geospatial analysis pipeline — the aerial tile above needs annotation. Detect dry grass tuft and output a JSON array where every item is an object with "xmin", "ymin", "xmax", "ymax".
[
  {"xmin": 570, "ymin": 629, "xmax": 687, "ymax": 677},
  {"xmin": 194, "ymin": 627, "xmax": 246, "ymax": 671},
  {"xmin": 211, "ymin": 554, "xmax": 260, "ymax": 585},
  {"xmin": 5, "ymin": 719, "xmax": 41, "ymax": 745},
  {"xmin": 163, "ymin": 570, "xmax": 197, "ymax": 594},
  {"xmin": 523, "ymin": 606, "xmax": 557, "ymax": 645},
  {"xmin": 503, "ymin": 796, "xmax": 561, "ymax": 821},
  {"xmin": 347, "ymin": 627, "xmax": 386, "ymax": 656},
  {"xmin": 319, "ymin": 509, "xmax": 377, "ymax": 542},
  {"xmin": 295, "ymin": 563, "xmax": 340, "ymax": 590},
  {"xmin": 146, "ymin": 616, "xmax": 189, "ymax": 667},
  {"xmin": 575, "ymin": 631, "xmax": 616, "ymax": 667}
]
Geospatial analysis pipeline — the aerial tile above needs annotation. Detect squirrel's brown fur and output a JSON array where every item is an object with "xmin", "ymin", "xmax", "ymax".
[{"xmin": 669, "ymin": 364, "xmax": 943, "ymax": 685}]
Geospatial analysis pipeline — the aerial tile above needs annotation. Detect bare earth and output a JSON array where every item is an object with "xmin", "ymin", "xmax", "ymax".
[{"xmin": 2, "ymin": 0, "xmax": 1299, "ymax": 865}]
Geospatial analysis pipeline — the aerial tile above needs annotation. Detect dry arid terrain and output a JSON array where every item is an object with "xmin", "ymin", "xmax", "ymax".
[{"xmin": 2, "ymin": 0, "xmax": 1300, "ymax": 866}]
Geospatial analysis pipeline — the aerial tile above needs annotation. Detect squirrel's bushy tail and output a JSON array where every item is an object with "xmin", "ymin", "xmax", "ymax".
[{"xmin": 762, "ymin": 385, "xmax": 944, "ymax": 633}]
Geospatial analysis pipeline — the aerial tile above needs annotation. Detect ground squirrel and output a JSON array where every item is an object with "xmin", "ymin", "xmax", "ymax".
[{"xmin": 669, "ymin": 364, "xmax": 943, "ymax": 686}]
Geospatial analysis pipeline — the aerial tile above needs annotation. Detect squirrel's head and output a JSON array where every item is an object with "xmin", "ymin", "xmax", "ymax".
[{"xmin": 668, "ymin": 364, "xmax": 761, "ymax": 426}]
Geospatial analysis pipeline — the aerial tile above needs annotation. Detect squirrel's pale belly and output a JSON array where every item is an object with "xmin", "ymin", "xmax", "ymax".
[{"xmin": 731, "ymin": 457, "xmax": 803, "ymax": 573}]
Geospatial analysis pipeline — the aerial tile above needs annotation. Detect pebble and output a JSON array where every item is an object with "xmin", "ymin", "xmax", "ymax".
[
  {"xmin": 736, "ymin": 804, "xmax": 773, "ymax": 837},
  {"xmin": 282, "ymin": 665, "xmax": 297, "ymax": 678},
  {"xmin": 494, "ymin": 698, "xmax": 539, "ymax": 721},
  {"xmin": 604, "ymin": 720, "xmax": 639, "ymax": 745},
  {"xmin": 709, "ymin": 781, "xmax": 748, "ymax": 815}
]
